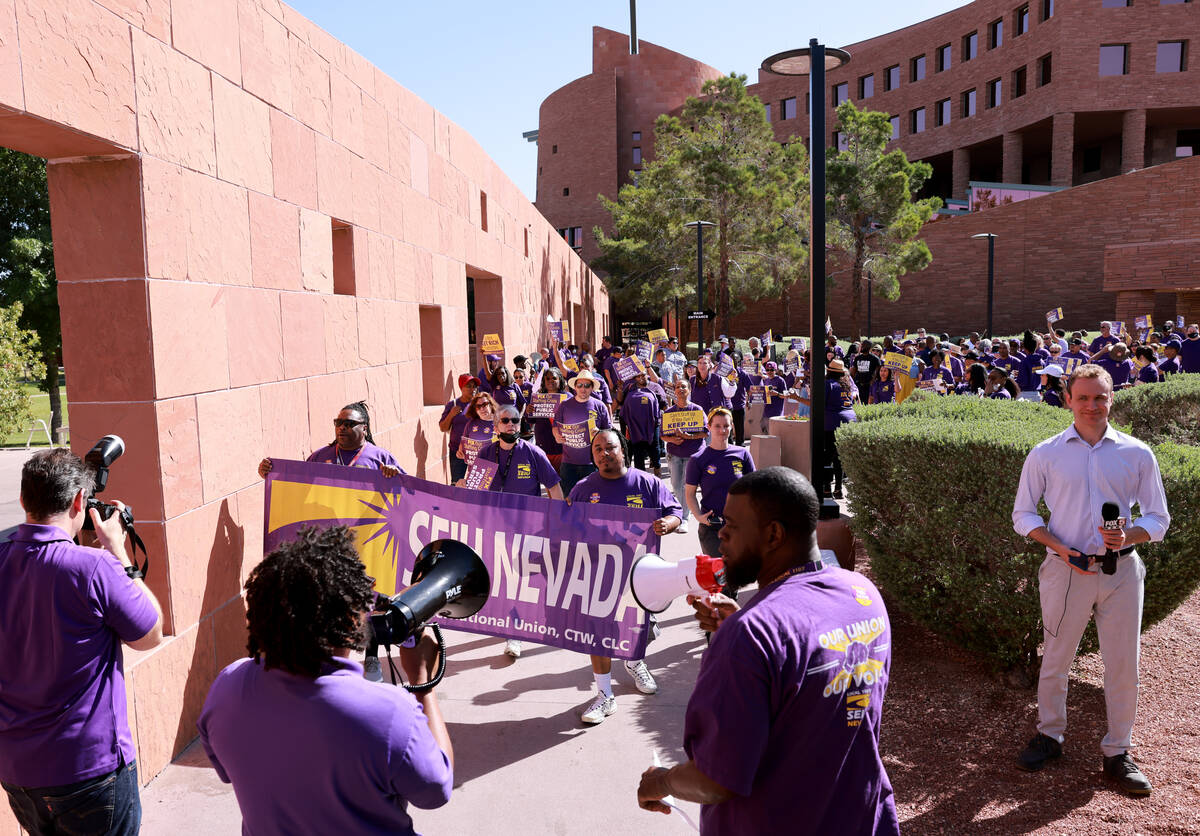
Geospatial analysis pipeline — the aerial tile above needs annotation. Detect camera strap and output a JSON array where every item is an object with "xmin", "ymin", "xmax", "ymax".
[{"xmin": 121, "ymin": 509, "xmax": 149, "ymax": 581}]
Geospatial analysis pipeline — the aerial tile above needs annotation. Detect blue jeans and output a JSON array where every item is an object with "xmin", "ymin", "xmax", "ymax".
[
  {"xmin": 667, "ymin": 455, "xmax": 690, "ymax": 522},
  {"xmin": 4, "ymin": 759, "xmax": 141, "ymax": 836},
  {"xmin": 559, "ymin": 461, "xmax": 596, "ymax": 496}
]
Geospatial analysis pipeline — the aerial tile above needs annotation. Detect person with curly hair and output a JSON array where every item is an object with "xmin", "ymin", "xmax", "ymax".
[{"xmin": 198, "ymin": 526, "xmax": 453, "ymax": 835}]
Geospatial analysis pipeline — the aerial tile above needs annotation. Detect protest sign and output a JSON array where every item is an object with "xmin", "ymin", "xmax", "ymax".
[
  {"xmin": 761, "ymin": 329, "xmax": 773, "ymax": 348},
  {"xmin": 460, "ymin": 435, "xmax": 491, "ymax": 467},
  {"xmin": 529, "ymin": 392, "xmax": 568, "ymax": 419},
  {"xmin": 634, "ymin": 340, "xmax": 653, "ymax": 362},
  {"xmin": 712, "ymin": 355, "xmax": 734, "ymax": 379},
  {"xmin": 559, "ymin": 348, "xmax": 578, "ymax": 373},
  {"xmin": 647, "ymin": 328, "xmax": 668, "ymax": 347},
  {"xmin": 883, "ymin": 351, "xmax": 913, "ymax": 373},
  {"xmin": 558, "ymin": 420, "xmax": 591, "ymax": 451},
  {"xmin": 264, "ymin": 461, "xmax": 658, "ymax": 660},
  {"xmin": 740, "ymin": 357, "xmax": 760, "ymax": 375},
  {"xmin": 748, "ymin": 385, "xmax": 768, "ymax": 405},
  {"xmin": 662, "ymin": 409, "xmax": 705, "ymax": 435},
  {"xmin": 1046, "ymin": 307, "xmax": 1064, "ymax": 324},
  {"xmin": 1112, "ymin": 321, "xmax": 1126, "ymax": 339},
  {"xmin": 614, "ymin": 355, "xmax": 646, "ymax": 382},
  {"xmin": 548, "ymin": 321, "xmax": 564, "ymax": 344},
  {"xmin": 463, "ymin": 458, "xmax": 498, "ymax": 490},
  {"xmin": 1059, "ymin": 357, "xmax": 1083, "ymax": 375},
  {"xmin": 481, "ymin": 334, "xmax": 504, "ymax": 354},
  {"xmin": 1134, "ymin": 314, "xmax": 1152, "ymax": 330},
  {"xmin": 892, "ymin": 331, "xmax": 905, "ymax": 341},
  {"xmin": 790, "ymin": 337, "xmax": 808, "ymax": 353},
  {"xmin": 1178, "ymin": 315, "xmax": 1186, "ymax": 329}
]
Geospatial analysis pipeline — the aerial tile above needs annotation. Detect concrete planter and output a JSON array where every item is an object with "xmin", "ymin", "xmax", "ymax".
[{"xmin": 768, "ymin": 416, "xmax": 811, "ymax": 481}]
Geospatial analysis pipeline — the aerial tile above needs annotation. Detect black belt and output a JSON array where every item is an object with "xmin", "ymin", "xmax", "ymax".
[
  {"xmin": 1080, "ymin": 546, "xmax": 1136, "ymax": 560},
  {"xmin": 1071, "ymin": 545, "xmax": 1135, "ymax": 576}
]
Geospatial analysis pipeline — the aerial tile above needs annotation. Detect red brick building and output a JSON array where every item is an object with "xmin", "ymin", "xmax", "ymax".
[{"xmin": 537, "ymin": 2, "xmax": 1200, "ymax": 337}]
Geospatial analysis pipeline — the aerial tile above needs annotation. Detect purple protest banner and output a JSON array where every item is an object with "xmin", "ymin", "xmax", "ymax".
[
  {"xmin": 712, "ymin": 355, "xmax": 734, "ymax": 379},
  {"xmin": 529, "ymin": 392, "xmax": 567, "ymax": 419},
  {"xmin": 264, "ymin": 461, "xmax": 659, "ymax": 661},
  {"xmin": 463, "ymin": 458, "xmax": 498, "ymax": 490},
  {"xmin": 614, "ymin": 355, "xmax": 646, "ymax": 382},
  {"xmin": 548, "ymin": 321, "xmax": 564, "ymax": 344}
]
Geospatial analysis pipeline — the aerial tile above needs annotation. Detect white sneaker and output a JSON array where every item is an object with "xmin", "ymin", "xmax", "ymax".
[
  {"xmin": 580, "ymin": 692, "xmax": 617, "ymax": 725},
  {"xmin": 363, "ymin": 655, "xmax": 382, "ymax": 682},
  {"xmin": 624, "ymin": 659, "xmax": 658, "ymax": 695},
  {"xmin": 504, "ymin": 639, "xmax": 522, "ymax": 658},
  {"xmin": 677, "ymin": 521, "xmax": 689, "ymax": 533}
]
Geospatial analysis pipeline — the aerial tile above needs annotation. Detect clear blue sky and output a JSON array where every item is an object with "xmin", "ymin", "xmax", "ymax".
[{"xmin": 284, "ymin": 0, "xmax": 971, "ymax": 200}]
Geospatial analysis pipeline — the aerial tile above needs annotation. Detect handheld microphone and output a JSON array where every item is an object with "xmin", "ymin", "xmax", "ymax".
[{"xmin": 1101, "ymin": 502, "xmax": 1123, "ymax": 575}]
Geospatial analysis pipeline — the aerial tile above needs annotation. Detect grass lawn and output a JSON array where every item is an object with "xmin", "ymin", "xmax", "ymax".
[{"xmin": 2, "ymin": 379, "xmax": 68, "ymax": 448}]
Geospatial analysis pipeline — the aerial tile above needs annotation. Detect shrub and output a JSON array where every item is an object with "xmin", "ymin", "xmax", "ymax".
[
  {"xmin": 1110, "ymin": 375, "xmax": 1200, "ymax": 446},
  {"xmin": 837, "ymin": 395, "xmax": 1200, "ymax": 676}
]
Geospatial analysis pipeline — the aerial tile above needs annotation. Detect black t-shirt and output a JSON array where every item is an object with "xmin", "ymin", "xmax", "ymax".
[{"xmin": 853, "ymin": 353, "xmax": 881, "ymax": 393}]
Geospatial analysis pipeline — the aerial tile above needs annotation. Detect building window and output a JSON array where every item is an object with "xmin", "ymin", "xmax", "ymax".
[
  {"xmin": 765, "ymin": 103, "xmax": 772, "ymax": 122},
  {"xmin": 331, "ymin": 219, "xmax": 356, "ymax": 296},
  {"xmin": 962, "ymin": 88, "xmax": 977, "ymax": 117},
  {"xmin": 833, "ymin": 82, "xmax": 849, "ymax": 105},
  {"xmin": 418, "ymin": 306, "xmax": 445, "ymax": 406},
  {"xmin": 910, "ymin": 55, "xmax": 926, "ymax": 82},
  {"xmin": 937, "ymin": 44, "xmax": 952, "ymax": 72},
  {"xmin": 1160, "ymin": 0, "xmax": 1189, "ymax": 4},
  {"xmin": 558, "ymin": 227, "xmax": 583, "ymax": 249},
  {"xmin": 1177, "ymin": 129, "xmax": 1200, "ymax": 157},
  {"xmin": 989, "ymin": 19, "xmax": 1004, "ymax": 49},
  {"xmin": 1041, "ymin": 0, "xmax": 1054, "ymax": 18},
  {"xmin": 911, "ymin": 107, "xmax": 926, "ymax": 133},
  {"xmin": 479, "ymin": 191, "xmax": 488, "ymax": 232},
  {"xmin": 963, "ymin": 32, "xmax": 978, "ymax": 61},
  {"xmin": 937, "ymin": 98, "xmax": 951, "ymax": 126},
  {"xmin": 1099, "ymin": 44, "xmax": 1129, "ymax": 75},
  {"xmin": 885, "ymin": 64, "xmax": 900, "ymax": 90},
  {"xmin": 552, "ymin": 144, "xmax": 558, "ymax": 154},
  {"xmin": 778, "ymin": 97, "xmax": 794, "ymax": 120},
  {"xmin": 1038, "ymin": 53, "xmax": 1053, "ymax": 85},
  {"xmin": 1157, "ymin": 41, "xmax": 1187, "ymax": 72},
  {"xmin": 1102, "ymin": 0, "xmax": 1130, "ymax": 5},
  {"xmin": 562, "ymin": 187, "xmax": 569, "ymax": 196},
  {"xmin": 987, "ymin": 78, "xmax": 1002, "ymax": 108},
  {"xmin": 1013, "ymin": 65, "xmax": 1028, "ymax": 98},
  {"xmin": 1017, "ymin": 5, "xmax": 1030, "ymax": 35},
  {"xmin": 632, "ymin": 131, "xmax": 641, "ymax": 141},
  {"xmin": 859, "ymin": 74, "xmax": 874, "ymax": 98},
  {"xmin": 890, "ymin": 115, "xmax": 900, "ymax": 139},
  {"xmin": 632, "ymin": 147, "xmax": 642, "ymax": 165},
  {"xmin": 834, "ymin": 131, "xmax": 848, "ymax": 151},
  {"xmin": 1082, "ymin": 146, "xmax": 1102, "ymax": 173}
]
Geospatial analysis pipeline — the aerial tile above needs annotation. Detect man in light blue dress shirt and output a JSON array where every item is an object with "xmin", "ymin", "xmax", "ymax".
[{"xmin": 1011, "ymin": 364, "xmax": 1170, "ymax": 795}]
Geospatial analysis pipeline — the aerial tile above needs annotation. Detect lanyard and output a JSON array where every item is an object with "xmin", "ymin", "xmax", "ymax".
[
  {"xmin": 493, "ymin": 445, "xmax": 517, "ymax": 489},
  {"xmin": 335, "ymin": 446, "xmax": 364, "ymax": 467},
  {"xmin": 767, "ymin": 559, "xmax": 824, "ymax": 586}
]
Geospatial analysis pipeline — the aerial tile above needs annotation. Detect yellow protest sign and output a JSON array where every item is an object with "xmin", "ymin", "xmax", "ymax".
[
  {"xmin": 647, "ymin": 328, "xmax": 668, "ymax": 345},
  {"xmin": 883, "ymin": 352, "xmax": 912, "ymax": 373},
  {"xmin": 481, "ymin": 333, "xmax": 504, "ymax": 353},
  {"xmin": 662, "ymin": 409, "xmax": 705, "ymax": 434}
]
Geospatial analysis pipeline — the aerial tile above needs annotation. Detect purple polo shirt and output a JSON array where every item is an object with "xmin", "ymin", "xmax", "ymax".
[
  {"xmin": 1089, "ymin": 334, "xmax": 1119, "ymax": 354},
  {"xmin": 684, "ymin": 568, "xmax": 898, "ymax": 836},
  {"xmin": 308, "ymin": 442, "xmax": 402, "ymax": 472},
  {"xmin": 620, "ymin": 386, "xmax": 663, "ymax": 444},
  {"xmin": 475, "ymin": 439, "xmax": 560, "ymax": 496},
  {"xmin": 1179, "ymin": 336, "xmax": 1200, "ymax": 373},
  {"xmin": 198, "ymin": 656, "xmax": 452, "ymax": 836},
  {"xmin": 1095, "ymin": 356, "xmax": 1134, "ymax": 388},
  {"xmin": 663, "ymin": 403, "xmax": 707, "ymax": 458},
  {"xmin": 684, "ymin": 445, "xmax": 755, "ymax": 518},
  {"xmin": 552, "ymin": 396, "xmax": 611, "ymax": 466},
  {"xmin": 567, "ymin": 469, "xmax": 683, "ymax": 520},
  {"xmin": 439, "ymin": 397, "xmax": 472, "ymax": 455},
  {"xmin": 690, "ymin": 373, "xmax": 731, "ymax": 412},
  {"xmin": 992, "ymin": 354, "xmax": 1020, "ymax": 374},
  {"xmin": 0, "ymin": 524, "xmax": 158, "ymax": 786},
  {"xmin": 1060, "ymin": 350, "xmax": 1090, "ymax": 367}
]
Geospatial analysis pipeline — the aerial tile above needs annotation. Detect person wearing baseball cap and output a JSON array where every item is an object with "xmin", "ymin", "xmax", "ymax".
[
  {"xmin": 439, "ymin": 374, "xmax": 479, "ymax": 484},
  {"xmin": 1159, "ymin": 340, "xmax": 1183, "ymax": 376},
  {"xmin": 1033, "ymin": 363, "xmax": 1066, "ymax": 408},
  {"xmin": 476, "ymin": 354, "xmax": 503, "ymax": 393}
]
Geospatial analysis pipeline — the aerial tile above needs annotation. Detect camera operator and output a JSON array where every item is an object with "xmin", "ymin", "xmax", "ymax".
[
  {"xmin": 0, "ymin": 449, "xmax": 164, "ymax": 836},
  {"xmin": 198, "ymin": 525, "xmax": 452, "ymax": 835},
  {"xmin": 637, "ymin": 467, "xmax": 899, "ymax": 835}
]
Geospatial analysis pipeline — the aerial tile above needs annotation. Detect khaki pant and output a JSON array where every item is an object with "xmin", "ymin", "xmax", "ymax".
[{"xmin": 1036, "ymin": 552, "xmax": 1145, "ymax": 757}]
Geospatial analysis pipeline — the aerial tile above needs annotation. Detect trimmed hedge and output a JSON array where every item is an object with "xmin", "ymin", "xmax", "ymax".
[
  {"xmin": 837, "ymin": 394, "xmax": 1200, "ymax": 675},
  {"xmin": 1110, "ymin": 374, "xmax": 1200, "ymax": 446}
]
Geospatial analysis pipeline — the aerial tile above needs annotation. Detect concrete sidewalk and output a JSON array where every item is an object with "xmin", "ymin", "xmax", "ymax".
[
  {"xmin": 139, "ymin": 528, "xmax": 712, "ymax": 836},
  {"xmin": 0, "ymin": 449, "xmax": 35, "ymax": 537}
]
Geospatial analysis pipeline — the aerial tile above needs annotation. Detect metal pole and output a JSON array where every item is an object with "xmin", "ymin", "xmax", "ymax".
[
  {"xmin": 696, "ymin": 223, "xmax": 705, "ymax": 354},
  {"xmin": 809, "ymin": 39, "xmax": 828, "ymax": 496},
  {"xmin": 986, "ymin": 235, "xmax": 995, "ymax": 337},
  {"xmin": 866, "ymin": 277, "xmax": 872, "ymax": 339},
  {"xmin": 629, "ymin": 0, "xmax": 638, "ymax": 54}
]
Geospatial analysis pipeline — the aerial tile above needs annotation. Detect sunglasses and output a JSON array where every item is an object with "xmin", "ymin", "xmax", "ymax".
[
  {"xmin": 497, "ymin": 417, "xmax": 520, "ymax": 425},
  {"xmin": 576, "ymin": 382, "xmax": 594, "ymax": 388},
  {"xmin": 333, "ymin": 419, "xmax": 364, "ymax": 429}
]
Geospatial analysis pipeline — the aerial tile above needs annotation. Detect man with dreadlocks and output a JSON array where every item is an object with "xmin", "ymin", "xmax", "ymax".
[
  {"xmin": 258, "ymin": 401, "xmax": 405, "ymax": 681},
  {"xmin": 198, "ymin": 526, "xmax": 452, "ymax": 834}
]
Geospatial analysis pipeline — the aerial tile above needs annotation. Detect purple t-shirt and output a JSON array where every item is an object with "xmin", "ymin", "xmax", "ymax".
[
  {"xmin": 1158, "ymin": 355, "xmax": 1182, "ymax": 376},
  {"xmin": 1095, "ymin": 356, "xmax": 1134, "ymax": 388},
  {"xmin": 0, "ymin": 524, "xmax": 159, "ymax": 786},
  {"xmin": 690, "ymin": 373, "xmax": 731, "ymax": 412},
  {"xmin": 1179, "ymin": 335, "xmax": 1200, "ymax": 373},
  {"xmin": 663, "ymin": 402, "xmax": 708, "ymax": 458},
  {"xmin": 684, "ymin": 445, "xmax": 755, "ymax": 518},
  {"xmin": 308, "ymin": 442, "xmax": 402, "ymax": 472},
  {"xmin": 869, "ymin": 378, "xmax": 897, "ymax": 404},
  {"xmin": 621, "ymin": 386, "xmax": 663, "ymax": 444},
  {"xmin": 198, "ymin": 656, "xmax": 452, "ymax": 835},
  {"xmin": 475, "ymin": 439, "xmax": 561, "ymax": 496},
  {"xmin": 757, "ymin": 375, "xmax": 788, "ymax": 419},
  {"xmin": 730, "ymin": 369, "xmax": 753, "ymax": 410},
  {"xmin": 489, "ymin": 383, "xmax": 527, "ymax": 412},
  {"xmin": 683, "ymin": 568, "xmax": 898, "ymax": 836},
  {"xmin": 1015, "ymin": 353, "xmax": 1042, "ymax": 393},
  {"xmin": 457, "ymin": 419, "xmax": 495, "ymax": 465},
  {"xmin": 992, "ymin": 354, "xmax": 1020, "ymax": 374},
  {"xmin": 1136, "ymin": 363, "xmax": 1160, "ymax": 384},
  {"xmin": 439, "ymin": 397, "xmax": 472, "ymax": 455},
  {"xmin": 567, "ymin": 469, "xmax": 683, "ymax": 520},
  {"xmin": 1089, "ymin": 334, "xmax": 1119, "ymax": 354},
  {"xmin": 825, "ymin": 379, "xmax": 858, "ymax": 428},
  {"xmin": 553, "ymin": 395, "xmax": 611, "ymax": 466}
]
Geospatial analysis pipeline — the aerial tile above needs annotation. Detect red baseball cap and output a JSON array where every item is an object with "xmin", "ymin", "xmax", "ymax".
[{"xmin": 458, "ymin": 373, "xmax": 480, "ymax": 388}]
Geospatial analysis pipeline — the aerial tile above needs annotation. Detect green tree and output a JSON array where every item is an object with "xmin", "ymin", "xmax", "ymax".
[
  {"xmin": 0, "ymin": 148, "xmax": 62, "ymax": 441},
  {"xmin": 826, "ymin": 101, "xmax": 941, "ymax": 339},
  {"xmin": 0, "ymin": 302, "xmax": 45, "ymax": 439},
  {"xmin": 595, "ymin": 74, "xmax": 808, "ymax": 341}
]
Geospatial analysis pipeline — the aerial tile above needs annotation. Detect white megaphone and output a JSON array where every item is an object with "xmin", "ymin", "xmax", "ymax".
[{"xmin": 629, "ymin": 553, "xmax": 726, "ymax": 614}]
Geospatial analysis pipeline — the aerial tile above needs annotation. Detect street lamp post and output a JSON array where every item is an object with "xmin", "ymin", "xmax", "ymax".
[
  {"xmin": 763, "ymin": 40, "xmax": 850, "ymax": 504},
  {"xmin": 971, "ymin": 233, "xmax": 998, "ymax": 337},
  {"xmin": 684, "ymin": 220, "xmax": 714, "ymax": 355}
]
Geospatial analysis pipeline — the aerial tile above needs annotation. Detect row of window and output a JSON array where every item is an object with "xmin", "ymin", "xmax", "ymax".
[
  {"xmin": 1103, "ymin": 0, "xmax": 1192, "ymax": 6},
  {"xmin": 1101, "ymin": 41, "xmax": 1189, "ymax": 74}
]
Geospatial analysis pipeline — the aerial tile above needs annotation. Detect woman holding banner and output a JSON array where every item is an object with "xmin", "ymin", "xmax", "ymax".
[
  {"xmin": 532, "ymin": 369, "xmax": 566, "ymax": 470},
  {"xmin": 457, "ymin": 392, "xmax": 498, "ymax": 468}
]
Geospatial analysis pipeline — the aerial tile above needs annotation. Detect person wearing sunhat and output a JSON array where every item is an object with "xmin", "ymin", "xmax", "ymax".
[
  {"xmin": 1089, "ymin": 341, "xmax": 1135, "ymax": 389},
  {"xmin": 552, "ymin": 370, "xmax": 612, "ymax": 494},
  {"xmin": 1034, "ymin": 363, "xmax": 1066, "ymax": 408},
  {"xmin": 794, "ymin": 358, "xmax": 859, "ymax": 498},
  {"xmin": 439, "ymin": 374, "xmax": 479, "ymax": 483}
]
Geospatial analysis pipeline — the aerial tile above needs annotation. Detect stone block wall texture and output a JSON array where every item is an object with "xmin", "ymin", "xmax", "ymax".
[{"xmin": 0, "ymin": 0, "xmax": 608, "ymax": 819}]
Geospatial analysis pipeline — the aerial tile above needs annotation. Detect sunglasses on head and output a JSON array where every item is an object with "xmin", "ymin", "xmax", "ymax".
[
  {"xmin": 333, "ymin": 418, "xmax": 364, "ymax": 429},
  {"xmin": 497, "ymin": 417, "xmax": 519, "ymax": 425}
]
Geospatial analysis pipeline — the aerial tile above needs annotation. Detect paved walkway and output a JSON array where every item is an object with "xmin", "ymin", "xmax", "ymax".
[{"xmin": 0, "ymin": 449, "xmax": 32, "ymax": 537}]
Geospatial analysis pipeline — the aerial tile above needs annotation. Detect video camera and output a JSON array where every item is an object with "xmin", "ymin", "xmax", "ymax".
[{"xmin": 80, "ymin": 435, "xmax": 148, "ymax": 579}]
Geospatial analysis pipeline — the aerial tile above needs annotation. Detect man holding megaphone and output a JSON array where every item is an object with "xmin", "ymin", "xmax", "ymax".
[{"xmin": 637, "ymin": 468, "xmax": 900, "ymax": 835}]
